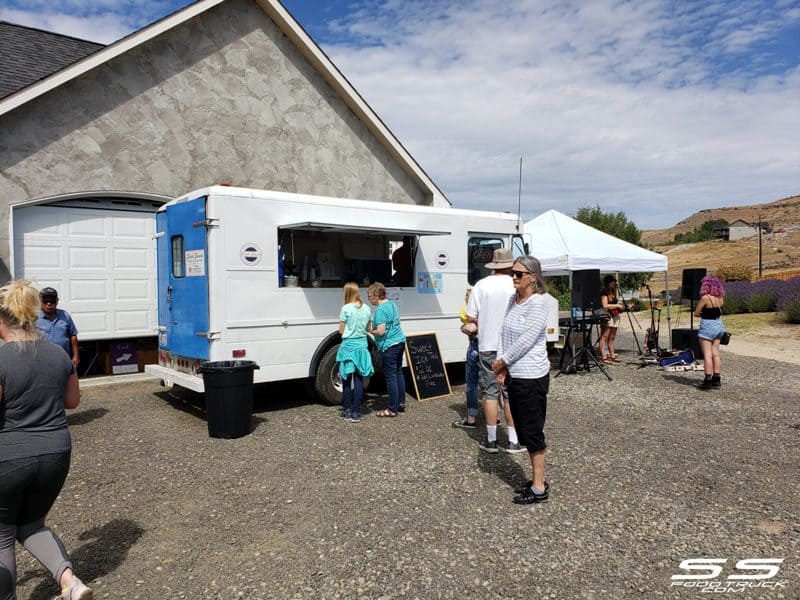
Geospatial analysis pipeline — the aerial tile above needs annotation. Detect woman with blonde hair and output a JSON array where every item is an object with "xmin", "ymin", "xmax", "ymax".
[
  {"xmin": 0, "ymin": 281, "xmax": 91, "ymax": 600},
  {"xmin": 336, "ymin": 282, "xmax": 374, "ymax": 422}
]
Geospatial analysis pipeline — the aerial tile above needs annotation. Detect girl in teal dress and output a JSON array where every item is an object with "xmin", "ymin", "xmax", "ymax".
[{"xmin": 336, "ymin": 282, "xmax": 374, "ymax": 422}]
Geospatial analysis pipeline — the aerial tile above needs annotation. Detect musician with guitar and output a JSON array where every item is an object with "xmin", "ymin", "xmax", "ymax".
[{"xmin": 598, "ymin": 275, "xmax": 626, "ymax": 364}]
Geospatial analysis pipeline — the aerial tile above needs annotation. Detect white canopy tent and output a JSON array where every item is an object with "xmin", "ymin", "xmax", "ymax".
[
  {"xmin": 523, "ymin": 209, "xmax": 668, "ymax": 275},
  {"xmin": 523, "ymin": 209, "xmax": 672, "ymax": 351}
]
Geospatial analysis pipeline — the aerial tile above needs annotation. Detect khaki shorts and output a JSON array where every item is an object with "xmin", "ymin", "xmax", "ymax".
[{"xmin": 478, "ymin": 351, "xmax": 505, "ymax": 401}]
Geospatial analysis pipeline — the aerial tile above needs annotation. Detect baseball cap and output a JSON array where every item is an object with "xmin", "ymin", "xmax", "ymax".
[{"xmin": 39, "ymin": 287, "xmax": 58, "ymax": 298}]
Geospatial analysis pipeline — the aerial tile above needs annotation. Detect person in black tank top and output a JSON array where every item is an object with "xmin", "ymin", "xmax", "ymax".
[{"xmin": 694, "ymin": 275, "xmax": 726, "ymax": 390}]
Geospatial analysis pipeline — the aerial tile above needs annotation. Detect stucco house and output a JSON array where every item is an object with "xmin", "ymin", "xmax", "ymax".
[
  {"xmin": 714, "ymin": 220, "xmax": 771, "ymax": 241},
  {"xmin": 0, "ymin": 0, "xmax": 447, "ymax": 373}
]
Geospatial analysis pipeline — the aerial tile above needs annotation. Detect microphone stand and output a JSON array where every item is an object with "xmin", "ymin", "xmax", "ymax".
[{"xmin": 618, "ymin": 289, "xmax": 643, "ymax": 356}]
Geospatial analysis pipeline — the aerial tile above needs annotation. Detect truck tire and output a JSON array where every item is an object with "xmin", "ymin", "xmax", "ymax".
[{"xmin": 313, "ymin": 343, "xmax": 372, "ymax": 406}]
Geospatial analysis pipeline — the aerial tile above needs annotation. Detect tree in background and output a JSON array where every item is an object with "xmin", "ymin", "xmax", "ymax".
[
  {"xmin": 673, "ymin": 219, "xmax": 728, "ymax": 244},
  {"xmin": 574, "ymin": 205, "xmax": 649, "ymax": 290}
]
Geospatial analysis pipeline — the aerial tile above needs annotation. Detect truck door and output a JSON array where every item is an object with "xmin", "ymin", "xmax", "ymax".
[{"xmin": 155, "ymin": 197, "xmax": 210, "ymax": 360}]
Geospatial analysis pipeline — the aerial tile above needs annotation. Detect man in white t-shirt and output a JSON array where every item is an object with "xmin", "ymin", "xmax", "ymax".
[{"xmin": 463, "ymin": 247, "xmax": 526, "ymax": 454}]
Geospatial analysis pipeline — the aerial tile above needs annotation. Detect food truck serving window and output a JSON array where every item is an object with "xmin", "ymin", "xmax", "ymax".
[{"xmin": 277, "ymin": 223, "xmax": 449, "ymax": 288}]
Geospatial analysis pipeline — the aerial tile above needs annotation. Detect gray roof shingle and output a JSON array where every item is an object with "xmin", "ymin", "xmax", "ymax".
[{"xmin": 0, "ymin": 21, "xmax": 104, "ymax": 100}]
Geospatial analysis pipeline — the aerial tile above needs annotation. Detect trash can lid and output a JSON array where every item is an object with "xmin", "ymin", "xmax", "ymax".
[{"xmin": 199, "ymin": 360, "xmax": 259, "ymax": 373}]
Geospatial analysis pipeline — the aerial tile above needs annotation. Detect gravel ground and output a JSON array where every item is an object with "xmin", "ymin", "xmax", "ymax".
[{"xmin": 14, "ymin": 332, "xmax": 799, "ymax": 599}]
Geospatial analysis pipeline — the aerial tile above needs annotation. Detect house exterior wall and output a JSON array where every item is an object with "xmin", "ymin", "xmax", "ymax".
[
  {"xmin": 728, "ymin": 225, "xmax": 758, "ymax": 241},
  {"xmin": 0, "ymin": 0, "xmax": 430, "ymax": 280}
]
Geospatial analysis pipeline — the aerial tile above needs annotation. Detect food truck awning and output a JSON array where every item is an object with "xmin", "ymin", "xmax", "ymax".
[{"xmin": 280, "ymin": 222, "xmax": 451, "ymax": 237}]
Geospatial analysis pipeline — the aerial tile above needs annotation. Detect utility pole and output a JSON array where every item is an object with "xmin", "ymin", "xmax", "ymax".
[{"xmin": 757, "ymin": 214, "xmax": 763, "ymax": 279}]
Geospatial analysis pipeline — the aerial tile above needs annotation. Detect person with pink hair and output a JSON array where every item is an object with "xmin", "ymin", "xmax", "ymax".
[{"xmin": 694, "ymin": 275, "xmax": 726, "ymax": 390}]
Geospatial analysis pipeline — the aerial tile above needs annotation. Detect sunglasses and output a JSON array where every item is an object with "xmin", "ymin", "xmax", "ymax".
[
  {"xmin": 41, "ymin": 298, "xmax": 58, "ymax": 305},
  {"xmin": 511, "ymin": 270, "xmax": 530, "ymax": 279}
]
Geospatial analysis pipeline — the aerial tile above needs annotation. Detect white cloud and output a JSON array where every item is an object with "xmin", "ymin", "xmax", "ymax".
[
  {"xmin": 0, "ymin": 8, "xmax": 130, "ymax": 43},
  {"xmin": 320, "ymin": 0, "xmax": 800, "ymax": 229},
  {"xmin": 4, "ymin": 0, "xmax": 798, "ymax": 230},
  {"xmin": 0, "ymin": 1, "xmax": 180, "ymax": 43}
]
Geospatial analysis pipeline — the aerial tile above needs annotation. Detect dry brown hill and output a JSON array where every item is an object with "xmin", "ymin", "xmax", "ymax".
[
  {"xmin": 642, "ymin": 194, "xmax": 800, "ymax": 246},
  {"xmin": 652, "ymin": 230, "xmax": 800, "ymax": 291},
  {"xmin": 639, "ymin": 193, "xmax": 800, "ymax": 291}
]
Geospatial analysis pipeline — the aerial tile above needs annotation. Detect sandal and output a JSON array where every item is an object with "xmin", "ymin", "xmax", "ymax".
[
  {"xmin": 610, "ymin": 355, "xmax": 621, "ymax": 362},
  {"xmin": 601, "ymin": 358, "xmax": 613, "ymax": 365},
  {"xmin": 376, "ymin": 409, "xmax": 397, "ymax": 418}
]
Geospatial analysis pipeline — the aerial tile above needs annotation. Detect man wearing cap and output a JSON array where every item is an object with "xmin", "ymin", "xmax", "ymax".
[
  {"xmin": 461, "ymin": 248, "xmax": 526, "ymax": 454},
  {"xmin": 36, "ymin": 288, "xmax": 80, "ymax": 368}
]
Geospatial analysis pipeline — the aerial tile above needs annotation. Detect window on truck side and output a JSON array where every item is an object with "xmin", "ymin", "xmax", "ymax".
[
  {"xmin": 511, "ymin": 235, "xmax": 528, "ymax": 258},
  {"xmin": 468, "ymin": 237, "xmax": 503, "ymax": 286},
  {"xmin": 171, "ymin": 236, "xmax": 185, "ymax": 278}
]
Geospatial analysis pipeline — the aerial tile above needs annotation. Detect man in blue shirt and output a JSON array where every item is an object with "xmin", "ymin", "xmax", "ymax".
[{"xmin": 36, "ymin": 287, "xmax": 80, "ymax": 368}]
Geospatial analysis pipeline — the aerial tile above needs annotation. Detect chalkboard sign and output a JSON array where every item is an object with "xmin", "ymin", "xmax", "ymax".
[{"xmin": 405, "ymin": 332, "xmax": 451, "ymax": 401}]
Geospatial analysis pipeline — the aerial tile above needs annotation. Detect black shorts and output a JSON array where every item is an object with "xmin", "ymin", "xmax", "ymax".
[{"xmin": 507, "ymin": 375, "xmax": 549, "ymax": 452}]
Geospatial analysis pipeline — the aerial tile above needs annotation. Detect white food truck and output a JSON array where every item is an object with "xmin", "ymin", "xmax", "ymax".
[{"xmin": 145, "ymin": 185, "xmax": 531, "ymax": 404}]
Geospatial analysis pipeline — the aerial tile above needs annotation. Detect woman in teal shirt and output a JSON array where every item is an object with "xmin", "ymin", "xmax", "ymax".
[
  {"xmin": 336, "ymin": 282, "xmax": 374, "ymax": 422},
  {"xmin": 367, "ymin": 283, "xmax": 407, "ymax": 417}
]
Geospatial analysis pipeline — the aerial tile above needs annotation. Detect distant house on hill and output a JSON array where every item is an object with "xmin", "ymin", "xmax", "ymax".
[{"xmin": 714, "ymin": 220, "xmax": 771, "ymax": 241}]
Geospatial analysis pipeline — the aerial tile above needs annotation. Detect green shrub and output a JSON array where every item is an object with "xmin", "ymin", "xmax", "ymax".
[
  {"xmin": 748, "ymin": 292, "xmax": 776, "ymax": 313},
  {"xmin": 555, "ymin": 289, "xmax": 571, "ymax": 311},
  {"xmin": 784, "ymin": 300, "xmax": 800, "ymax": 323},
  {"xmin": 716, "ymin": 265, "xmax": 752, "ymax": 282},
  {"xmin": 724, "ymin": 294, "xmax": 747, "ymax": 314}
]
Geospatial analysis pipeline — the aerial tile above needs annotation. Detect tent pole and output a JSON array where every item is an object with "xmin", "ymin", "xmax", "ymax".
[{"xmin": 664, "ymin": 270, "xmax": 672, "ymax": 349}]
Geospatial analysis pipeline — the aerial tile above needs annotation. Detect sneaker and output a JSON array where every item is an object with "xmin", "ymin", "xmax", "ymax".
[
  {"xmin": 59, "ymin": 577, "xmax": 93, "ymax": 600},
  {"xmin": 397, "ymin": 405, "xmax": 406, "ymax": 413},
  {"xmin": 711, "ymin": 377, "xmax": 721, "ymax": 388},
  {"xmin": 698, "ymin": 379, "xmax": 713, "ymax": 390},
  {"xmin": 478, "ymin": 438, "xmax": 499, "ymax": 453},
  {"xmin": 347, "ymin": 415, "xmax": 362, "ymax": 423},
  {"xmin": 513, "ymin": 482, "xmax": 549, "ymax": 504},
  {"xmin": 503, "ymin": 442, "xmax": 527, "ymax": 454},
  {"xmin": 452, "ymin": 418, "xmax": 477, "ymax": 429},
  {"xmin": 340, "ymin": 409, "xmax": 351, "ymax": 419},
  {"xmin": 515, "ymin": 480, "xmax": 549, "ymax": 495}
]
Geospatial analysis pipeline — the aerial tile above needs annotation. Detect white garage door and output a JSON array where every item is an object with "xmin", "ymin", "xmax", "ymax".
[{"xmin": 13, "ymin": 199, "xmax": 159, "ymax": 341}]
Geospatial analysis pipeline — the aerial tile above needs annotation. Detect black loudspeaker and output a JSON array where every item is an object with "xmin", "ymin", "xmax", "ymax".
[
  {"xmin": 571, "ymin": 269, "xmax": 601, "ymax": 310},
  {"xmin": 672, "ymin": 328, "xmax": 702, "ymax": 358},
  {"xmin": 682, "ymin": 268, "xmax": 707, "ymax": 301}
]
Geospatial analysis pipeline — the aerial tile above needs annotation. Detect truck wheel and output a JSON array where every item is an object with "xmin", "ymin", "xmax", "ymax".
[{"xmin": 313, "ymin": 344, "xmax": 372, "ymax": 406}]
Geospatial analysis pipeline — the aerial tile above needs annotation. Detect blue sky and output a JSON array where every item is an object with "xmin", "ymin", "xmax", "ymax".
[{"xmin": 2, "ymin": 0, "xmax": 799, "ymax": 230}]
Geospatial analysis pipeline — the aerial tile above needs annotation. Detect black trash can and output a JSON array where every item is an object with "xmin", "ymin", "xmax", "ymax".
[{"xmin": 199, "ymin": 360, "xmax": 259, "ymax": 438}]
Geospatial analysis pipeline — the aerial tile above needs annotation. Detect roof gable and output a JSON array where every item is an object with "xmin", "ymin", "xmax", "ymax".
[
  {"xmin": 0, "ymin": 21, "xmax": 103, "ymax": 99},
  {"xmin": 0, "ymin": 0, "xmax": 447, "ymax": 206}
]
